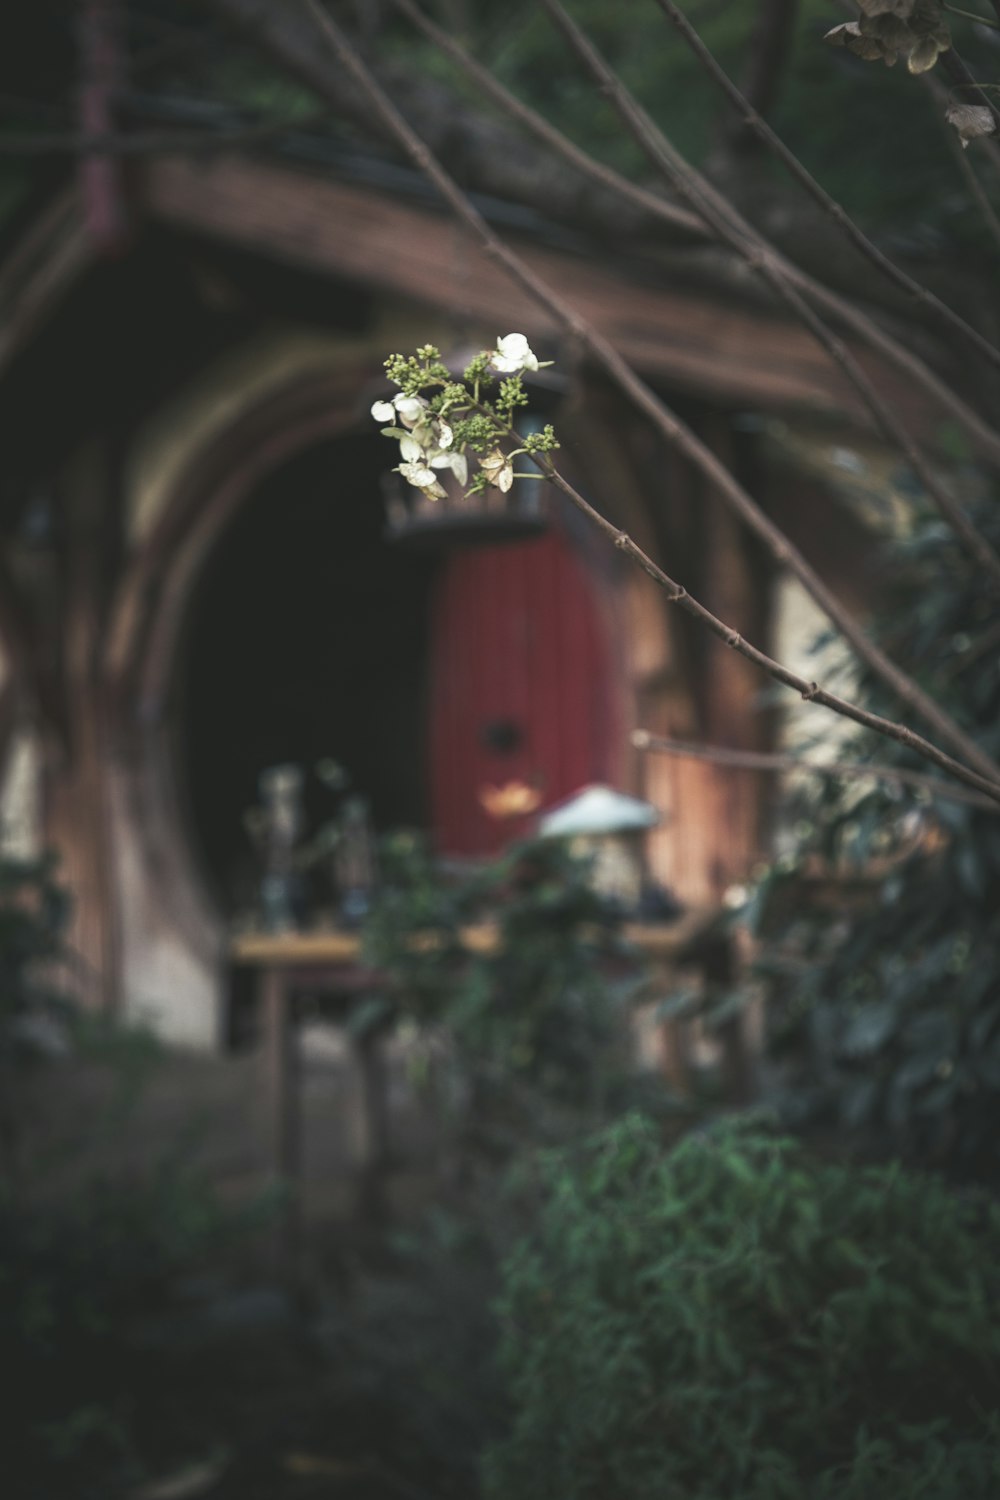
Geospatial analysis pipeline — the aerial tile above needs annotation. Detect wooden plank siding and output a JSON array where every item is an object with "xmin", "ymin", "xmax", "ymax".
[{"xmin": 428, "ymin": 522, "xmax": 621, "ymax": 856}]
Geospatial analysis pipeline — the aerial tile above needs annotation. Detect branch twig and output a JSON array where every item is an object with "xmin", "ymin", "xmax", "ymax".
[
  {"xmin": 630, "ymin": 730, "xmax": 1000, "ymax": 811},
  {"xmin": 940, "ymin": 46, "xmax": 1000, "ymax": 138},
  {"xmin": 532, "ymin": 459, "xmax": 1000, "ymax": 804},
  {"xmin": 540, "ymin": 0, "xmax": 1000, "ymax": 588},
  {"xmin": 391, "ymin": 0, "xmax": 1000, "ymax": 475},
  {"xmin": 732, "ymin": 0, "xmax": 800, "ymax": 136},
  {"xmin": 292, "ymin": 0, "xmax": 1000, "ymax": 792},
  {"xmin": 922, "ymin": 67, "xmax": 1000, "ymax": 260},
  {"xmin": 652, "ymin": 0, "xmax": 1000, "ymax": 379}
]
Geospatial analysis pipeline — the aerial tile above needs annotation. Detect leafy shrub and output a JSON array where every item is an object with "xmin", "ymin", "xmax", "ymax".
[
  {"xmin": 364, "ymin": 834, "xmax": 623, "ymax": 1101},
  {"xmin": 486, "ymin": 1114, "xmax": 1000, "ymax": 1500},
  {"xmin": 448, "ymin": 838, "xmax": 622, "ymax": 1099},
  {"xmin": 0, "ymin": 1154, "xmax": 239, "ymax": 1498},
  {"xmin": 0, "ymin": 852, "xmax": 264, "ymax": 1497},
  {"xmin": 754, "ymin": 498, "xmax": 1000, "ymax": 1176},
  {"xmin": 0, "ymin": 850, "xmax": 69, "ymax": 1022},
  {"xmin": 361, "ymin": 829, "xmax": 476, "ymax": 1031}
]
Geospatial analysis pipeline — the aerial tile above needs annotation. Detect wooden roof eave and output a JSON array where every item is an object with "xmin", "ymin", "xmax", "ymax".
[
  {"xmin": 0, "ymin": 186, "xmax": 93, "ymax": 378},
  {"xmin": 136, "ymin": 151, "xmax": 939, "ymax": 431},
  {"xmin": 0, "ymin": 152, "xmax": 944, "ymax": 436}
]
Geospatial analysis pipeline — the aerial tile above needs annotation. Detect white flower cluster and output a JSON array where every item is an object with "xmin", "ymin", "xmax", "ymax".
[
  {"xmin": 370, "ymin": 391, "xmax": 467, "ymax": 500},
  {"xmin": 371, "ymin": 390, "xmax": 470, "ymax": 501},
  {"xmin": 489, "ymin": 332, "xmax": 540, "ymax": 375},
  {"xmin": 372, "ymin": 333, "xmax": 540, "ymax": 501}
]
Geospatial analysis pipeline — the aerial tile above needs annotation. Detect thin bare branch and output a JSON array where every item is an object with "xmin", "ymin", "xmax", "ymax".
[
  {"xmin": 392, "ymin": 0, "xmax": 1000, "ymax": 475},
  {"xmin": 288, "ymin": 0, "xmax": 1000, "ymax": 790},
  {"xmin": 542, "ymin": 0, "xmax": 1000, "ymax": 589},
  {"xmin": 940, "ymin": 45, "xmax": 1000, "ymax": 139},
  {"xmin": 923, "ymin": 67, "xmax": 1000, "ymax": 260},
  {"xmin": 391, "ymin": 0, "xmax": 704, "ymax": 226},
  {"xmin": 652, "ymin": 0, "xmax": 1000, "ymax": 379},
  {"xmin": 945, "ymin": 118, "xmax": 1000, "ymax": 252},
  {"xmin": 630, "ymin": 730, "xmax": 1000, "ymax": 811},
  {"xmin": 533, "ymin": 459, "xmax": 1000, "ymax": 804},
  {"xmin": 731, "ymin": 0, "xmax": 799, "ymax": 144}
]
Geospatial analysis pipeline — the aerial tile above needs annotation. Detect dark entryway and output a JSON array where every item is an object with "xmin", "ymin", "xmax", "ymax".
[{"xmin": 175, "ymin": 431, "xmax": 436, "ymax": 914}]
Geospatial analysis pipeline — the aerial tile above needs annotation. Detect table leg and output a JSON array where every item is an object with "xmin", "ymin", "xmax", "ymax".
[
  {"xmin": 262, "ymin": 965, "xmax": 300, "ymax": 1267},
  {"xmin": 356, "ymin": 1027, "xmax": 390, "ymax": 1224}
]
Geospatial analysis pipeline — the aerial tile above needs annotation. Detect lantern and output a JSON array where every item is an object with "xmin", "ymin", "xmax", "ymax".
[{"xmin": 536, "ymin": 784, "xmax": 660, "ymax": 913}]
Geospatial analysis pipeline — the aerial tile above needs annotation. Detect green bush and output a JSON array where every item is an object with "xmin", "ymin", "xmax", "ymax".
[
  {"xmin": 756, "ymin": 499, "xmax": 1000, "ymax": 1177},
  {"xmin": 486, "ymin": 1115, "xmax": 1000, "ymax": 1500},
  {"xmin": 0, "ymin": 1157, "xmax": 241, "ymax": 1499},
  {"xmin": 364, "ymin": 834, "xmax": 623, "ymax": 1102}
]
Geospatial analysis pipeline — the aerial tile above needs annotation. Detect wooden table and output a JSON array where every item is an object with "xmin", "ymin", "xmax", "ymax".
[{"xmin": 230, "ymin": 912, "xmax": 728, "ymax": 1257}]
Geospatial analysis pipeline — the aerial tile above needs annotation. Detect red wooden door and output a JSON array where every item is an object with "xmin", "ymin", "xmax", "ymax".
[{"xmin": 428, "ymin": 526, "xmax": 618, "ymax": 856}]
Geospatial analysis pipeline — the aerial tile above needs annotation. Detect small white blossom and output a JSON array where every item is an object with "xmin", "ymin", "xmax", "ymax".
[
  {"xmin": 394, "ymin": 394, "xmax": 429, "ymax": 427},
  {"xmin": 428, "ymin": 448, "xmax": 468, "ymax": 486},
  {"xmin": 481, "ymin": 449, "xmax": 514, "ymax": 492},
  {"xmin": 946, "ymin": 102, "xmax": 996, "ymax": 148},
  {"xmin": 382, "ymin": 410, "xmax": 463, "ymax": 472},
  {"xmin": 371, "ymin": 399, "xmax": 396, "ymax": 422},
  {"xmin": 398, "ymin": 461, "xmax": 447, "ymax": 500},
  {"xmin": 723, "ymin": 883, "xmax": 749, "ymax": 911},
  {"xmin": 490, "ymin": 333, "xmax": 539, "ymax": 375},
  {"xmin": 380, "ymin": 427, "xmax": 429, "ymax": 463}
]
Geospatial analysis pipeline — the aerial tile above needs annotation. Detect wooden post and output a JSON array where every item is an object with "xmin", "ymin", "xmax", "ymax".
[
  {"xmin": 78, "ymin": 0, "xmax": 129, "ymax": 256},
  {"xmin": 261, "ymin": 966, "xmax": 300, "ymax": 1267},
  {"xmin": 356, "ymin": 1026, "xmax": 391, "ymax": 1224},
  {"xmin": 44, "ymin": 440, "xmax": 123, "ymax": 1013}
]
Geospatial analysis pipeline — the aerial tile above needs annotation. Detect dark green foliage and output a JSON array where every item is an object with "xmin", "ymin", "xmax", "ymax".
[
  {"xmin": 0, "ymin": 1165, "xmax": 232, "ymax": 1498},
  {"xmin": 450, "ymin": 838, "xmax": 622, "ymax": 1097},
  {"xmin": 759, "ymin": 499, "xmax": 1000, "ymax": 1176},
  {"xmin": 0, "ymin": 854, "xmax": 262, "ymax": 1497},
  {"xmin": 368, "ymin": 0, "xmax": 985, "ymax": 252},
  {"xmin": 361, "ymin": 829, "xmax": 473, "ymax": 1031},
  {"xmin": 363, "ymin": 833, "xmax": 622, "ymax": 1099},
  {"xmin": 487, "ymin": 1114, "xmax": 1000, "ymax": 1500},
  {"xmin": 0, "ymin": 850, "xmax": 70, "ymax": 1026}
]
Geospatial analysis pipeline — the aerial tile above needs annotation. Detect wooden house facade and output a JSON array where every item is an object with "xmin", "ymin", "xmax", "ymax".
[{"xmin": 0, "ymin": 135, "xmax": 933, "ymax": 1046}]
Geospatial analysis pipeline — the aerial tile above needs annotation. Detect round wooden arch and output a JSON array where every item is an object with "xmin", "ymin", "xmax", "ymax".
[{"xmin": 103, "ymin": 362, "xmax": 380, "ymax": 968}]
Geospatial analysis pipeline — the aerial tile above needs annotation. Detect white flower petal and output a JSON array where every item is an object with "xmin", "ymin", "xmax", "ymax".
[
  {"xmin": 397, "ymin": 462, "xmax": 446, "ymax": 499},
  {"xmin": 450, "ymin": 451, "xmax": 468, "ymax": 486},
  {"xmin": 491, "ymin": 332, "xmax": 540, "ymax": 374},
  {"xmin": 481, "ymin": 449, "xmax": 515, "ymax": 491},
  {"xmin": 394, "ymin": 394, "xmax": 428, "ymax": 427},
  {"xmin": 371, "ymin": 399, "xmax": 396, "ymax": 422},
  {"xmin": 399, "ymin": 461, "xmax": 436, "ymax": 487},
  {"xmin": 400, "ymin": 432, "xmax": 425, "ymax": 463},
  {"xmin": 498, "ymin": 333, "xmax": 529, "ymax": 360},
  {"xmin": 436, "ymin": 419, "xmax": 453, "ymax": 449}
]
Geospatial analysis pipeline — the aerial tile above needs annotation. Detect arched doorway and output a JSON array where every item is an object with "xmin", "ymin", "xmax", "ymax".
[
  {"xmin": 175, "ymin": 430, "xmax": 437, "ymax": 915},
  {"xmin": 105, "ymin": 364, "xmax": 626, "ymax": 1044}
]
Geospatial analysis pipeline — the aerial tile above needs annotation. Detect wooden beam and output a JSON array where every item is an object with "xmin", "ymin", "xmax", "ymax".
[
  {"xmin": 0, "ymin": 188, "xmax": 92, "ymax": 376},
  {"xmin": 230, "ymin": 912, "xmax": 720, "ymax": 966},
  {"xmin": 137, "ymin": 154, "xmax": 940, "ymax": 426}
]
